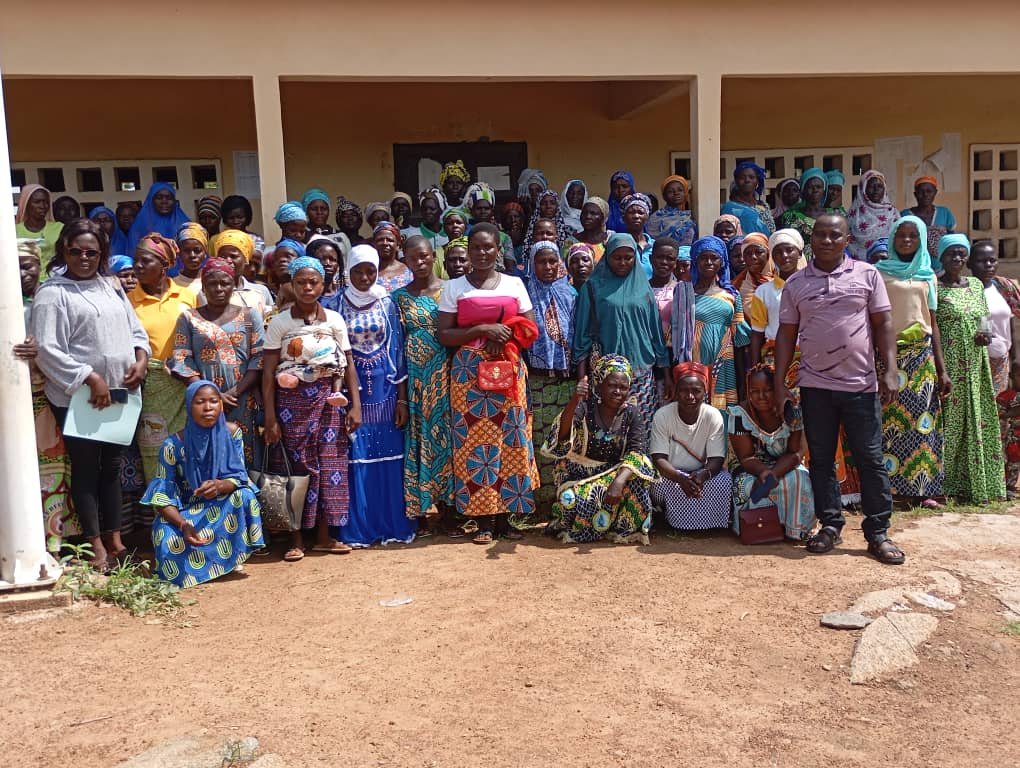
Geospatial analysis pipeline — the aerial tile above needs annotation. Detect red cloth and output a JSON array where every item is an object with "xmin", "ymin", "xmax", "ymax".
[{"xmin": 504, "ymin": 315, "xmax": 538, "ymax": 366}]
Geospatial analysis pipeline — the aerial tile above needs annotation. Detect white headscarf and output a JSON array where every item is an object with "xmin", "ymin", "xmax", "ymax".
[
  {"xmin": 344, "ymin": 244, "xmax": 387, "ymax": 307},
  {"xmin": 559, "ymin": 179, "xmax": 587, "ymax": 235}
]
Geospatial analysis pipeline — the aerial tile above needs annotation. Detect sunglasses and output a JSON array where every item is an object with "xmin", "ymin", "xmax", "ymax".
[{"xmin": 67, "ymin": 247, "xmax": 101, "ymax": 259}]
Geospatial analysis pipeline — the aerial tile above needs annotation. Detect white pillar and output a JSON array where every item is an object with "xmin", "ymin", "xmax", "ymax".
[
  {"xmin": 0, "ymin": 71, "xmax": 61, "ymax": 588},
  {"xmin": 252, "ymin": 73, "xmax": 288, "ymax": 245},
  {"xmin": 690, "ymin": 71, "xmax": 723, "ymax": 232}
]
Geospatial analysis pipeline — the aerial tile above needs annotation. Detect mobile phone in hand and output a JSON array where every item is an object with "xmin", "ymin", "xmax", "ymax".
[{"xmin": 109, "ymin": 387, "xmax": 129, "ymax": 405}]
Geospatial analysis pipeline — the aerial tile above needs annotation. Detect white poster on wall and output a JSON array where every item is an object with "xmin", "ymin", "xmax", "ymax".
[{"xmin": 233, "ymin": 151, "xmax": 261, "ymax": 199}]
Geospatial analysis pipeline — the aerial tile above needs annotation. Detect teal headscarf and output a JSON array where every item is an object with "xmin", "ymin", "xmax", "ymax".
[
  {"xmin": 825, "ymin": 170, "xmax": 845, "ymax": 188},
  {"xmin": 937, "ymin": 232, "xmax": 970, "ymax": 259},
  {"xmin": 571, "ymin": 232, "xmax": 668, "ymax": 369},
  {"xmin": 876, "ymin": 215, "xmax": 937, "ymax": 308},
  {"xmin": 799, "ymin": 167, "xmax": 828, "ymax": 199}
]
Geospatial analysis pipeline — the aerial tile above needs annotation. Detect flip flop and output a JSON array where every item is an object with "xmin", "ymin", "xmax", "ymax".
[
  {"xmin": 283, "ymin": 547, "xmax": 305, "ymax": 562},
  {"xmin": 310, "ymin": 541, "xmax": 352, "ymax": 554}
]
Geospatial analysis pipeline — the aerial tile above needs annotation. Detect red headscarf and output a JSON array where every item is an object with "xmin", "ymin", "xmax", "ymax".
[{"xmin": 673, "ymin": 361, "xmax": 712, "ymax": 394}]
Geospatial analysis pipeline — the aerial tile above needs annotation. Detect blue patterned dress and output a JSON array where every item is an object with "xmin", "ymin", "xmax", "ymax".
[
  {"xmin": 142, "ymin": 428, "xmax": 264, "ymax": 588},
  {"xmin": 340, "ymin": 294, "xmax": 416, "ymax": 546}
]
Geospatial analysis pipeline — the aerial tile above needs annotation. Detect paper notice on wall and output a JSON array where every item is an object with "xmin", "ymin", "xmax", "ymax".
[
  {"xmin": 477, "ymin": 165, "xmax": 511, "ymax": 192},
  {"xmin": 937, "ymin": 133, "xmax": 962, "ymax": 193},
  {"xmin": 418, "ymin": 158, "xmax": 442, "ymax": 192},
  {"xmin": 233, "ymin": 151, "xmax": 261, "ymax": 199},
  {"xmin": 874, "ymin": 136, "xmax": 924, "ymax": 207}
]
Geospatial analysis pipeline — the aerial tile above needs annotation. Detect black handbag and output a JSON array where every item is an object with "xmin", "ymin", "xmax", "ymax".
[{"xmin": 249, "ymin": 445, "xmax": 309, "ymax": 532}]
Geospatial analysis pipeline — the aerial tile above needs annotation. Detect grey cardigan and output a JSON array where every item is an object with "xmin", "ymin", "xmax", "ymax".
[{"xmin": 31, "ymin": 274, "xmax": 151, "ymax": 407}]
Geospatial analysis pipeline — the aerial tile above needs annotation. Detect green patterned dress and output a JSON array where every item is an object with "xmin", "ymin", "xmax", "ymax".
[
  {"xmin": 393, "ymin": 286, "xmax": 453, "ymax": 518},
  {"xmin": 935, "ymin": 278, "xmax": 1006, "ymax": 502}
]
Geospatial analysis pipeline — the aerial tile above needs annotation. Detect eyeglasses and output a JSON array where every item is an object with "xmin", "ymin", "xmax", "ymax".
[{"xmin": 67, "ymin": 247, "xmax": 101, "ymax": 258}]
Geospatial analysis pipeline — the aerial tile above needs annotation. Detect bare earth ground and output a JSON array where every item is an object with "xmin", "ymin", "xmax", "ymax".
[{"xmin": 2, "ymin": 511, "xmax": 1019, "ymax": 768}]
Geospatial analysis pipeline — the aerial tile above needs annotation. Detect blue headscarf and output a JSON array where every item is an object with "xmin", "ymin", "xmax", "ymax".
[
  {"xmin": 690, "ymin": 236, "xmax": 738, "ymax": 298},
  {"xmin": 288, "ymin": 254, "xmax": 325, "ymax": 278},
  {"xmin": 526, "ymin": 242, "xmax": 577, "ymax": 371},
  {"xmin": 183, "ymin": 380, "xmax": 248, "ymax": 493},
  {"xmin": 733, "ymin": 161, "xmax": 766, "ymax": 197},
  {"xmin": 90, "ymin": 205, "xmax": 130, "ymax": 256},
  {"xmin": 125, "ymin": 182, "xmax": 191, "ymax": 256},
  {"xmin": 275, "ymin": 237, "xmax": 307, "ymax": 259},
  {"xmin": 607, "ymin": 170, "xmax": 636, "ymax": 233},
  {"xmin": 109, "ymin": 254, "xmax": 134, "ymax": 274},
  {"xmin": 937, "ymin": 233, "xmax": 971, "ymax": 259},
  {"xmin": 275, "ymin": 202, "xmax": 308, "ymax": 224},
  {"xmin": 866, "ymin": 238, "xmax": 889, "ymax": 261},
  {"xmin": 799, "ymin": 167, "xmax": 829, "ymax": 200},
  {"xmin": 876, "ymin": 215, "xmax": 937, "ymax": 307},
  {"xmin": 676, "ymin": 246, "xmax": 692, "ymax": 262},
  {"xmin": 301, "ymin": 188, "xmax": 330, "ymax": 211},
  {"xmin": 825, "ymin": 170, "xmax": 846, "ymax": 188}
]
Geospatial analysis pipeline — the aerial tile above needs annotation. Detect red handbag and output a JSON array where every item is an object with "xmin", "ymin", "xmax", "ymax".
[
  {"xmin": 738, "ymin": 504, "xmax": 784, "ymax": 545},
  {"xmin": 478, "ymin": 357, "xmax": 514, "ymax": 391}
]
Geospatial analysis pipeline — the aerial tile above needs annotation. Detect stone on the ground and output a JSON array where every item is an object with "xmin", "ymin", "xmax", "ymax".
[
  {"xmin": 223, "ymin": 737, "xmax": 259, "ymax": 762},
  {"xmin": 850, "ymin": 612, "xmax": 938, "ymax": 684},
  {"xmin": 925, "ymin": 570, "xmax": 962, "ymax": 597},
  {"xmin": 905, "ymin": 591, "xmax": 956, "ymax": 611},
  {"xmin": 820, "ymin": 611, "xmax": 873, "ymax": 630},
  {"xmin": 118, "ymin": 736, "xmax": 279, "ymax": 768},
  {"xmin": 848, "ymin": 585, "xmax": 920, "ymax": 615}
]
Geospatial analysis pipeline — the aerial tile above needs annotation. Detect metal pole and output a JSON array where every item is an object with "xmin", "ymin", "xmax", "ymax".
[{"xmin": 0, "ymin": 68, "xmax": 61, "ymax": 588}]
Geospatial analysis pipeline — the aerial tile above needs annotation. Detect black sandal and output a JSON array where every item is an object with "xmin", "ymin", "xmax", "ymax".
[
  {"xmin": 806, "ymin": 527, "xmax": 842, "ymax": 554},
  {"xmin": 868, "ymin": 538, "xmax": 906, "ymax": 565}
]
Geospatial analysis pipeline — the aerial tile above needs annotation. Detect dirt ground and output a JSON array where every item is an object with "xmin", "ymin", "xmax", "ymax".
[{"xmin": 2, "ymin": 511, "xmax": 1019, "ymax": 768}]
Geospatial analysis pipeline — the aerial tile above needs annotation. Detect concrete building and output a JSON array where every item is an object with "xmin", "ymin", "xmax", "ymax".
[{"xmin": 4, "ymin": 1, "xmax": 1020, "ymax": 262}]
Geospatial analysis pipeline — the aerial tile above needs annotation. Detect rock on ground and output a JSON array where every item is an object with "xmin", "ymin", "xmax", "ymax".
[
  {"xmin": 904, "ymin": 591, "xmax": 956, "ymax": 611},
  {"xmin": 116, "ymin": 736, "xmax": 279, "ymax": 768},
  {"xmin": 820, "ymin": 611, "xmax": 873, "ymax": 630},
  {"xmin": 850, "ymin": 612, "xmax": 939, "ymax": 684}
]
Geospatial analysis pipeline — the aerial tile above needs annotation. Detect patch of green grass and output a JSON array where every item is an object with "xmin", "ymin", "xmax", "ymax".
[
  {"xmin": 1005, "ymin": 621, "xmax": 1020, "ymax": 637},
  {"xmin": 56, "ymin": 542, "xmax": 182, "ymax": 617},
  {"xmin": 221, "ymin": 740, "xmax": 259, "ymax": 767},
  {"xmin": 893, "ymin": 498, "xmax": 1016, "ymax": 522}
]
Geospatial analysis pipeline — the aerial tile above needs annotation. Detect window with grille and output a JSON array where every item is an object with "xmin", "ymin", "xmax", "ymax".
[
  {"xmin": 670, "ymin": 147, "xmax": 872, "ymax": 210},
  {"xmin": 970, "ymin": 144, "xmax": 1019, "ymax": 261},
  {"xmin": 10, "ymin": 158, "xmax": 222, "ymax": 219}
]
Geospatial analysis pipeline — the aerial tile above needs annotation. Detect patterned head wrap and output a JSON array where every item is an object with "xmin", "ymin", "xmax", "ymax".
[
  {"xmin": 937, "ymin": 233, "xmax": 971, "ymax": 259},
  {"xmin": 915, "ymin": 175, "xmax": 939, "ymax": 190},
  {"xmin": 287, "ymin": 255, "xmax": 325, "ymax": 278},
  {"xmin": 516, "ymin": 168, "xmax": 548, "ymax": 199},
  {"xmin": 201, "ymin": 257, "xmax": 235, "ymax": 279},
  {"xmin": 419, "ymin": 187, "xmax": 447, "ymax": 210},
  {"xmin": 714, "ymin": 214, "xmax": 743, "ymax": 237},
  {"xmin": 301, "ymin": 188, "xmax": 331, "ymax": 211},
  {"xmin": 109, "ymin": 254, "xmax": 133, "ymax": 274},
  {"xmin": 621, "ymin": 193, "xmax": 652, "ymax": 216},
  {"xmin": 176, "ymin": 221, "xmax": 209, "ymax": 248},
  {"xmin": 502, "ymin": 201, "xmax": 526, "ymax": 220},
  {"xmin": 462, "ymin": 182, "xmax": 495, "ymax": 211},
  {"xmin": 585, "ymin": 196, "xmax": 610, "ymax": 219},
  {"xmin": 373, "ymin": 220, "xmax": 403, "ymax": 243},
  {"xmin": 335, "ymin": 196, "xmax": 362, "ymax": 215},
  {"xmin": 440, "ymin": 160, "xmax": 471, "ymax": 185},
  {"xmin": 135, "ymin": 233, "xmax": 178, "ymax": 266},
  {"xmin": 672, "ymin": 361, "xmax": 712, "ymax": 394},
  {"xmin": 365, "ymin": 202, "xmax": 391, "ymax": 220},
  {"xmin": 442, "ymin": 207, "xmax": 469, "ymax": 226},
  {"xmin": 733, "ymin": 161, "xmax": 766, "ymax": 196},
  {"xmin": 274, "ymin": 201, "xmax": 308, "ymax": 224},
  {"xmin": 592, "ymin": 354, "xmax": 633, "ymax": 387},
  {"xmin": 566, "ymin": 242, "xmax": 595, "ymax": 265},
  {"xmin": 445, "ymin": 236, "xmax": 469, "ymax": 252},
  {"xmin": 197, "ymin": 195, "xmax": 222, "ymax": 218},
  {"xmin": 825, "ymin": 170, "xmax": 845, "ymax": 188},
  {"xmin": 210, "ymin": 229, "xmax": 255, "ymax": 262}
]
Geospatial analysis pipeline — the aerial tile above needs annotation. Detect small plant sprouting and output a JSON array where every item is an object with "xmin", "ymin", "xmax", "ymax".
[{"xmin": 56, "ymin": 542, "xmax": 182, "ymax": 617}]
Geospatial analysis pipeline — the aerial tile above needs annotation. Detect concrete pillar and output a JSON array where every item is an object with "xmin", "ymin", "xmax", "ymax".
[
  {"xmin": 252, "ymin": 73, "xmax": 288, "ymax": 244},
  {"xmin": 0, "ymin": 72, "xmax": 60, "ymax": 587},
  {"xmin": 690, "ymin": 71, "xmax": 723, "ymax": 233}
]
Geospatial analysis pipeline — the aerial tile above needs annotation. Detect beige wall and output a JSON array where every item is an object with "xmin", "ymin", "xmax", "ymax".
[{"xmin": 279, "ymin": 81, "xmax": 689, "ymax": 205}]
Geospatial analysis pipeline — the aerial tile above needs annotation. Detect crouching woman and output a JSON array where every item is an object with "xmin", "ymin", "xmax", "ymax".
[{"xmin": 142, "ymin": 380, "xmax": 264, "ymax": 588}]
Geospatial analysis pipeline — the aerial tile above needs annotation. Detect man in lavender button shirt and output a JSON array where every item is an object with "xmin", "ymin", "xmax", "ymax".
[{"xmin": 773, "ymin": 214, "xmax": 906, "ymax": 565}]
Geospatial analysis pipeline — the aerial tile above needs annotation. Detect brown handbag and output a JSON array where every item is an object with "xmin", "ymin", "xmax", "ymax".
[{"xmin": 738, "ymin": 504, "xmax": 784, "ymax": 545}]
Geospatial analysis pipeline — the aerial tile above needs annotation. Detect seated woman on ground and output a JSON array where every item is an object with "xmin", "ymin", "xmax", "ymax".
[
  {"xmin": 141, "ymin": 381, "xmax": 264, "ymax": 588},
  {"xmin": 650, "ymin": 362, "xmax": 733, "ymax": 531},
  {"xmin": 542, "ymin": 355, "xmax": 656, "ymax": 545},
  {"xmin": 728, "ymin": 364, "xmax": 815, "ymax": 540}
]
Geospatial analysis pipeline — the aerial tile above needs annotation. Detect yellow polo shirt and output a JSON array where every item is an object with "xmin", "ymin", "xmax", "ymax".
[{"xmin": 128, "ymin": 282, "xmax": 198, "ymax": 361}]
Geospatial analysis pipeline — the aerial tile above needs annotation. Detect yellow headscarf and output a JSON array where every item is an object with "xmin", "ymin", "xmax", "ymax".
[
  {"xmin": 176, "ymin": 222, "xmax": 209, "ymax": 249},
  {"xmin": 210, "ymin": 228, "xmax": 254, "ymax": 262}
]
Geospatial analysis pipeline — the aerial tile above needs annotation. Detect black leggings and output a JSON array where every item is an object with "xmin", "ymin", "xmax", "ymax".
[{"xmin": 49, "ymin": 403, "xmax": 123, "ymax": 539}]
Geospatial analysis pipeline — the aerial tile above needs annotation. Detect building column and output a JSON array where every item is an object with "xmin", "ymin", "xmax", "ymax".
[
  {"xmin": 690, "ymin": 71, "xmax": 722, "ymax": 232},
  {"xmin": 252, "ymin": 73, "xmax": 287, "ymax": 242}
]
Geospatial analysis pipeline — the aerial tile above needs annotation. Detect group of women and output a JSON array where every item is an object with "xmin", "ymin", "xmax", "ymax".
[{"xmin": 14, "ymin": 161, "xmax": 1018, "ymax": 586}]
